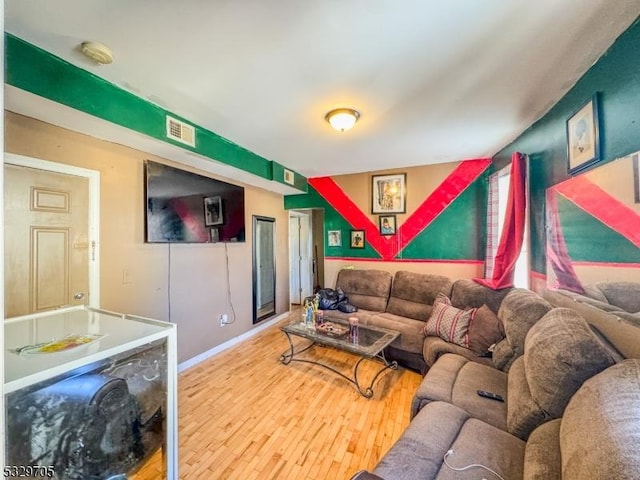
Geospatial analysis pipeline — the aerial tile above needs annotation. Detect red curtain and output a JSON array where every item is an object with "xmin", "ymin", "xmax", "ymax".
[
  {"xmin": 545, "ymin": 189, "xmax": 585, "ymax": 293},
  {"xmin": 475, "ymin": 152, "xmax": 527, "ymax": 290}
]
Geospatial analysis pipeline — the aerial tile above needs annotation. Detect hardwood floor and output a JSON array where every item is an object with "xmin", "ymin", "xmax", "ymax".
[{"xmin": 134, "ymin": 310, "xmax": 423, "ymax": 479}]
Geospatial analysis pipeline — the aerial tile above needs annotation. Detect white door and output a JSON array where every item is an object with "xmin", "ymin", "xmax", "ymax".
[
  {"xmin": 4, "ymin": 156, "xmax": 99, "ymax": 317},
  {"xmin": 289, "ymin": 212, "xmax": 313, "ymax": 305},
  {"xmin": 289, "ymin": 216, "xmax": 301, "ymax": 304}
]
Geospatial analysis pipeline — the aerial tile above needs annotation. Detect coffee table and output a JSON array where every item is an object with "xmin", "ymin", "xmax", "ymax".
[{"xmin": 279, "ymin": 316, "xmax": 400, "ymax": 398}]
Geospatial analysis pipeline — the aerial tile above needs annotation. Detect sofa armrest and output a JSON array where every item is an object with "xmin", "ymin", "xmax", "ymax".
[
  {"xmin": 422, "ymin": 335, "xmax": 493, "ymax": 368},
  {"xmin": 350, "ymin": 470, "xmax": 385, "ymax": 480}
]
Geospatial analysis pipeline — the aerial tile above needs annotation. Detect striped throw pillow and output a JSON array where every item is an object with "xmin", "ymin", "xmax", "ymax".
[{"xmin": 424, "ymin": 294, "xmax": 476, "ymax": 348}]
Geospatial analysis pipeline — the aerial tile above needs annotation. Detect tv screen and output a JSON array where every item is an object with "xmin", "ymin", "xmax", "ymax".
[{"xmin": 144, "ymin": 160, "xmax": 245, "ymax": 243}]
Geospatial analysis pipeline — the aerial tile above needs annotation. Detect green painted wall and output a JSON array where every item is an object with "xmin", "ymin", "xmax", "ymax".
[
  {"xmin": 285, "ymin": 173, "xmax": 487, "ymax": 261},
  {"xmin": 493, "ymin": 17, "xmax": 640, "ymax": 274},
  {"xmin": 557, "ymin": 195, "xmax": 640, "ymax": 263},
  {"xmin": 4, "ymin": 34, "xmax": 307, "ymax": 191},
  {"xmin": 399, "ymin": 178, "xmax": 487, "ymax": 260}
]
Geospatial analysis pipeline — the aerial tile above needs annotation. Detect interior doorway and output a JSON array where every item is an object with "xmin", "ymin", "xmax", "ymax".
[
  {"xmin": 4, "ymin": 154, "xmax": 100, "ymax": 317},
  {"xmin": 289, "ymin": 211, "xmax": 313, "ymax": 305}
]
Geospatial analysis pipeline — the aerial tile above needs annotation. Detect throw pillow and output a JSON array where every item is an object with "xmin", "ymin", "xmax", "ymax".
[
  {"xmin": 467, "ymin": 304, "xmax": 505, "ymax": 356},
  {"xmin": 424, "ymin": 295, "xmax": 475, "ymax": 348}
]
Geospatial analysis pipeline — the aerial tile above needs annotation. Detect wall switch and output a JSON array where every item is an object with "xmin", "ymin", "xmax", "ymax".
[{"xmin": 122, "ymin": 268, "xmax": 132, "ymax": 284}]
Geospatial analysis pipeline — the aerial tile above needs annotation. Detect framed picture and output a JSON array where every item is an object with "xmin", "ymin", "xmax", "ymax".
[
  {"xmin": 566, "ymin": 93, "xmax": 601, "ymax": 175},
  {"xmin": 372, "ymin": 173, "xmax": 406, "ymax": 213},
  {"xmin": 634, "ymin": 154, "xmax": 640, "ymax": 203},
  {"xmin": 210, "ymin": 228, "xmax": 220, "ymax": 243},
  {"xmin": 327, "ymin": 230, "xmax": 342, "ymax": 247},
  {"xmin": 379, "ymin": 214, "xmax": 397, "ymax": 235},
  {"xmin": 204, "ymin": 196, "xmax": 223, "ymax": 226},
  {"xmin": 350, "ymin": 230, "xmax": 365, "ymax": 249}
]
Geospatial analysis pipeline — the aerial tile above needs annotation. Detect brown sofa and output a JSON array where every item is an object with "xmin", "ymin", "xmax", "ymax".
[
  {"xmin": 353, "ymin": 359, "xmax": 640, "ymax": 480},
  {"xmin": 328, "ymin": 269, "xmax": 551, "ymax": 374},
  {"xmin": 551, "ymin": 281, "xmax": 640, "ymax": 325},
  {"xmin": 352, "ymin": 303, "xmax": 640, "ymax": 480}
]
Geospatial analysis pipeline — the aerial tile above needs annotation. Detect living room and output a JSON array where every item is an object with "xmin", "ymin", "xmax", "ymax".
[{"xmin": 3, "ymin": 3, "xmax": 640, "ymax": 479}]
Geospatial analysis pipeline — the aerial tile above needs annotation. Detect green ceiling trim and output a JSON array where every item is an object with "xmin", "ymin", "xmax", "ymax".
[{"xmin": 4, "ymin": 33, "xmax": 306, "ymax": 190}]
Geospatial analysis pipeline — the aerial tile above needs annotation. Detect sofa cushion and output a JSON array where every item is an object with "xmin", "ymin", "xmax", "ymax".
[
  {"xmin": 422, "ymin": 336, "xmax": 494, "ymax": 368},
  {"xmin": 523, "ymin": 308, "xmax": 616, "ymax": 420},
  {"xmin": 467, "ymin": 305, "xmax": 505, "ymax": 356},
  {"xmin": 423, "ymin": 294, "xmax": 474, "ymax": 349},
  {"xmin": 368, "ymin": 313, "xmax": 425, "ymax": 354},
  {"xmin": 503, "ymin": 308, "xmax": 616, "ymax": 440},
  {"xmin": 560, "ymin": 359, "xmax": 640, "ymax": 480},
  {"xmin": 450, "ymin": 279, "xmax": 512, "ymax": 314},
  {"xmin": 493, "ymin": 289, "xmax": 553, "ymax": 371},
  {"xmin": 385, "ymin": 271, "xmax": 452, "ymax": 321},
  {"xmin": 410, "ymin": 353, "xmax": 508, "ymax": 430},
  {"xmin": 335, "ymin": 269, "xmax": 392, "ymax": 312},
  {"xmin": 375, "ymin": 401, "xmax": 525, "ymax": 480},
  {"xmin": 523, "ymin": 419, "xmax": 562, "ymax": 480},
  {"xmin": 595, "ymin": 281, "xmax": 640, "ymax": 313}
]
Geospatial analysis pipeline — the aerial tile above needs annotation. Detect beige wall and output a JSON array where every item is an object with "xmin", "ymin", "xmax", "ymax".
[{"xmin": 5, "ymin": 112, "xmax": 290, "ymax": 363}]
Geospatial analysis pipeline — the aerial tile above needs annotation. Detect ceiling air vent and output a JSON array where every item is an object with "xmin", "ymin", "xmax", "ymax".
[
  {"xmin": 166, "ymin": 116, "xmax": 196, "ymax": 147},
  {"xmin": 284, "ymin": 169, "xmax": 295, "ymax": 185}
]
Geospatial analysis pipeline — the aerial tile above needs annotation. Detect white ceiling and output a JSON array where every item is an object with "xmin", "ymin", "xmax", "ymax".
[{"xmin": 5, "ymin": 1, "xmax": 640, "ymax": 179}]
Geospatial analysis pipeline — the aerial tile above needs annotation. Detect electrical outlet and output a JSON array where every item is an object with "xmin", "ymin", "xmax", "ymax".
[{"xmin": 219, "ymin": 313, "xmax": 228, "ymax": 326}]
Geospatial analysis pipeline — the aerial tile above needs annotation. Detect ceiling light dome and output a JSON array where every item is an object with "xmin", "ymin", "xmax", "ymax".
[
  {"xmin": 325, "ymin": 108, "xmax": 360, "ymax": 132},
  {"xmin": 80, "ymin": 41, "xmax": 114, "ymax": 65}
]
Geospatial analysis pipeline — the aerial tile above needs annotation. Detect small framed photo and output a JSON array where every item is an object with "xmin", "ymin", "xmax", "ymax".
[
  {"xmin": 204, "ymin": 196, "xmax": 223, "ymax": 226},
  {"xmin": 379, "ymin": 215, "xmax": 397, "ymax": 235},
  {"xmin": 350, "ymin": 230, "xmax": 365, "ymax": 249},
  {"xmin": 372, "ymin": 173, "xmax": 406, "ymax": 213},
  {"xmin": 566, "ymin": 93, "xmax": 601, "ymax": 175},
  {"xmin": 327, "ymin": 230, "xmax": 342, "ymax": 247},
  {"xmin": 210, "ymin": 227, "xmax": 220, "ymax": 243},
  {"xmin": 634, "ymin": 154, "xmax": 640, "ymax": 203}
]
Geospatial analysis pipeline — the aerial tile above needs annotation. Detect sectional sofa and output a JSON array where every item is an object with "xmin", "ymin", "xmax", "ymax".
[
  {"xmin": 342, "ymin": 272, "xmax": 640, "ymax": 480},
  {"xmin": 326, "ymin": 269, "xmax": 552, "ymax": 374},
  {"xmin": 549, "ymin": 281, "xmax": 640, "ymax": 324}
]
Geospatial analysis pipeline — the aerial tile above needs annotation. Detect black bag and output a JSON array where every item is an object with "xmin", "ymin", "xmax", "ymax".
[{"xmin": 317, "ymin": 288, "xmax": 358, "ymax": 313}]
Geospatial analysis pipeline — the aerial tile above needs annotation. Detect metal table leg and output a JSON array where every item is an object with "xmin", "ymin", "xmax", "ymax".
[{"xmin": 279, "ymin": 332, "xmax": 398, "ymax": 398}]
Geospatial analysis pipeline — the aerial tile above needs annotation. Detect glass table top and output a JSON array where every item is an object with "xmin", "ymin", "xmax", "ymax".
[{"xmin": 281, "ymin": 315, "xmax": 399, "ymax": 358}]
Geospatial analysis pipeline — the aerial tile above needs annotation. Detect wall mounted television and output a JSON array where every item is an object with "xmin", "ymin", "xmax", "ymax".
[{"xmin": 144, "ymin": 160, "xmax": 245, "ymax": 243}]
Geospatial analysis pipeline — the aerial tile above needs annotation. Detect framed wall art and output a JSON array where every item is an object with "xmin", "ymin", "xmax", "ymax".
[
  {"xmin": 327, "ymin": 230, "xmax": 342, "ymax": 247},
  {"xmin": 566, "ymin": 93, "xmax": 601, "ymax": 175},
  {"xmin": 204, "ymin": 196, "xmax": 223, "ymax": 226},
  {"xmin": 350, "ymin": 230, "xmax": 365, "ymax": 249},
  {"xmin": 379, "ymin": 215, "xmax": 396, "ymax": 235},
  {"xmin": 372, "ymin": 173, "xmax": 406, "ymax": 214}
]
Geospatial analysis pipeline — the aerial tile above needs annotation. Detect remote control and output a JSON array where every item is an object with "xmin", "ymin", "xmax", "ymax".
[{"xmin": 477, "ymin": 390, "xmax": 505, "ymax": 402}]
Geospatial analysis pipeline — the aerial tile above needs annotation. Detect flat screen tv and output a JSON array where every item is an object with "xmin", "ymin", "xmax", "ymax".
[{"xmin": 144, "ymin": 160, "xmax": 245, "ymax": 243}]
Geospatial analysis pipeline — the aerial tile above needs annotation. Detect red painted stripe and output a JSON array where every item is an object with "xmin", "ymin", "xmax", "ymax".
[
  {"xmin": 530, "ymin": 271, "xmax": 547, "ymax": 280},
  {"xmin": 571, "ymin": 261, "xmax": 640, "ymax": 269},
  {"xmin": 552, "ymin": 176, "xmax": 640, "ymax": 248},
  {"xmin": 308, "ymin": 177, "xmax": 384, "ymax": 257},
  {"xmin": 310, "ymin": 158, "xmax": 491, "ymax": 260},
  {"xmin": 325, "ymin": 257, "xmax": 483, "ymax": 264}
]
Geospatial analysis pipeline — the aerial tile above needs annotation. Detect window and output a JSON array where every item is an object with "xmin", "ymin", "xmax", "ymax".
[{"xmin": 485, "ymin": 162, "xmax": 530, "ymax": 288}]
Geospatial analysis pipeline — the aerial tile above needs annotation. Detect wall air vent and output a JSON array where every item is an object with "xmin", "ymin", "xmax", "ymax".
[
  {"xmin": 284, "ymin": 169, "xmax": 295, "ymax": 185},
  {"xmin": 166, "ymin": 116, "xmax": 196, "ymax": 147}
]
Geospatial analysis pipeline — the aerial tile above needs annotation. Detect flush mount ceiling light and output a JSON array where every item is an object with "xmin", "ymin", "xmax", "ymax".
[
  {"xmin": 325, "ymin": 108, "xmax": 360, "ymax": 132},
  {"xmin": 80, "ymin": 41, "xmax": 114, "ymax": 65}
]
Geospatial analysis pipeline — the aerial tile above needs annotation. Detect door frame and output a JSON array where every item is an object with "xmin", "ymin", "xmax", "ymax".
[
  {"xmin": 288, "ymin": 210, "xmax": 313, "ymax": 305},
  {"xmin": 5, "ymin": 153, "xmax": 101, "ymax": 308}
]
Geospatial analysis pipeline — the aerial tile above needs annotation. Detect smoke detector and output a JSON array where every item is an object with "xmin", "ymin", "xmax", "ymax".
[{"xmin": 80, "ymin": 41, "xmax": 114, "ymax": 65}]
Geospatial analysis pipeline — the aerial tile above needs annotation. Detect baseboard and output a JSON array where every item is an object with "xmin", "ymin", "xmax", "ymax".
[{"xmin": 178, "ymin": 310, "xmax": 290, "ymax": 373}]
